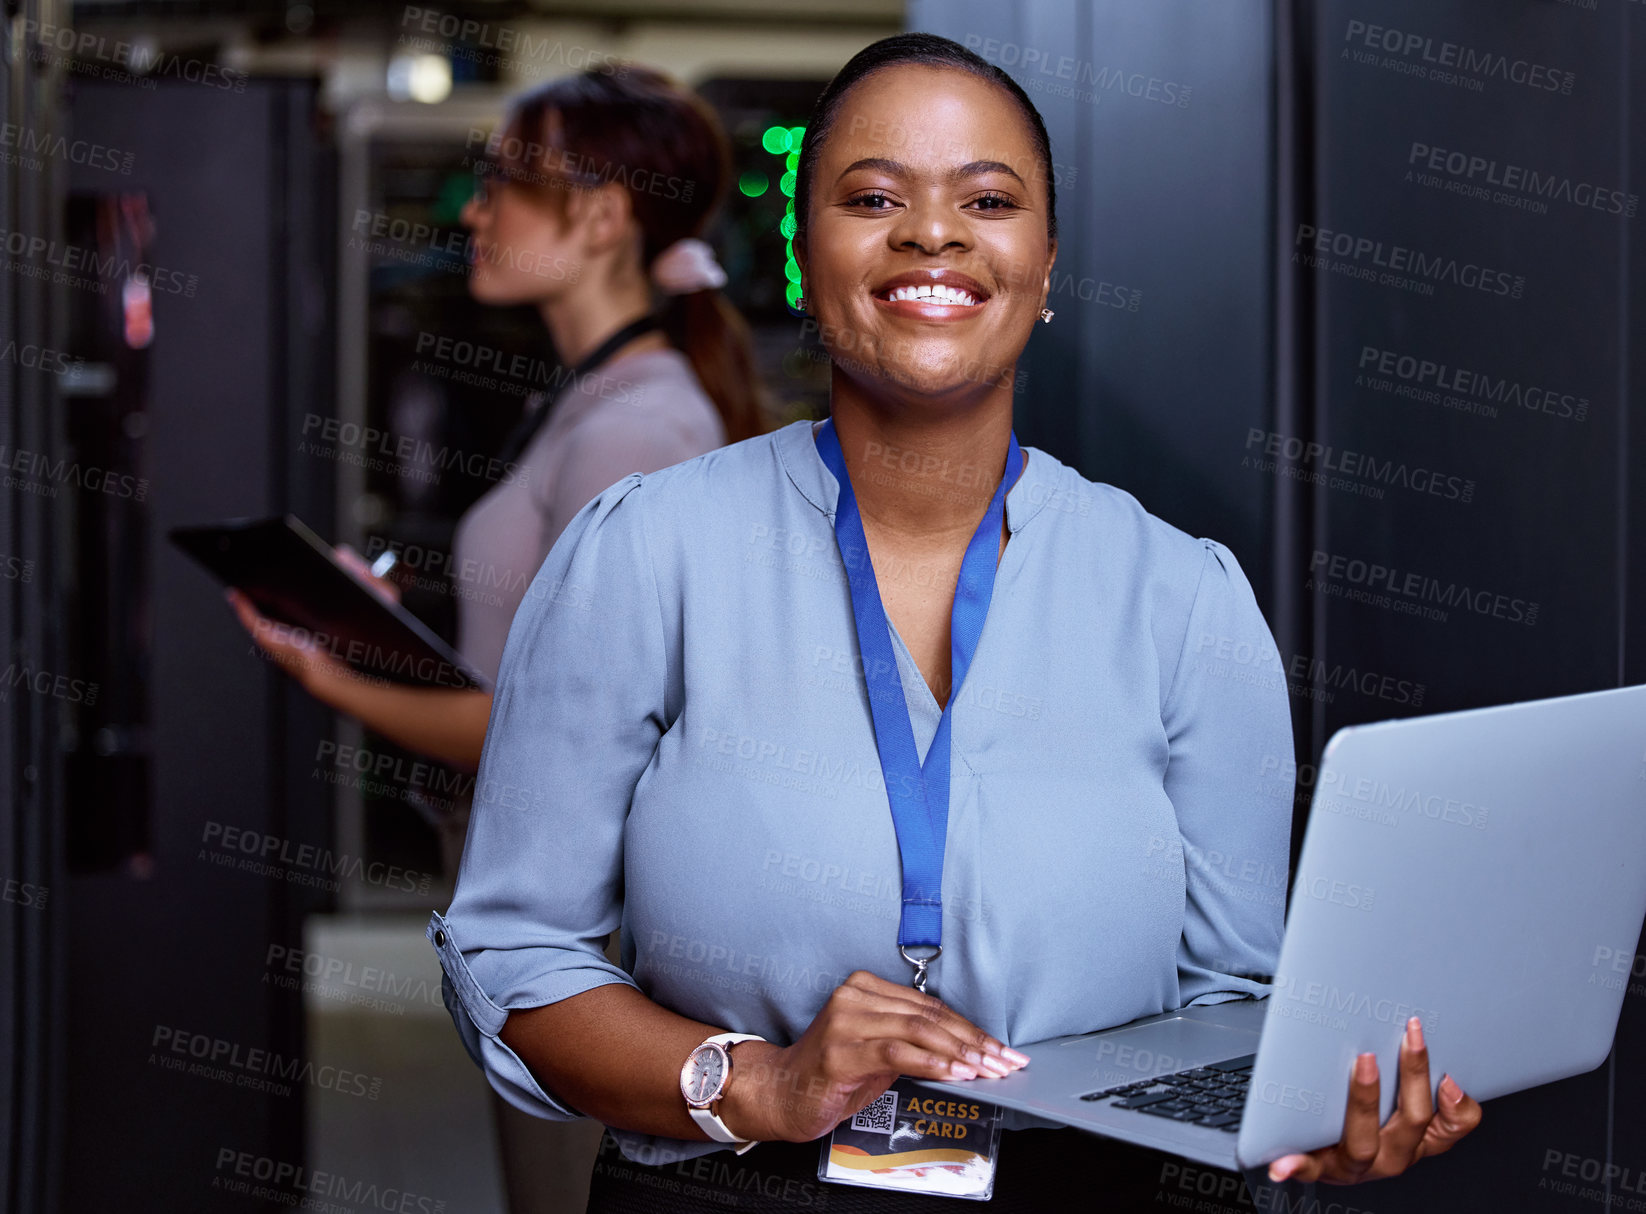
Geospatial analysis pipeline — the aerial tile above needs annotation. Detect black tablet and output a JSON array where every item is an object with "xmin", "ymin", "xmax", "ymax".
[{"xmin": 170, "ymin": 514, "xmax": 490, "ymax": 691}]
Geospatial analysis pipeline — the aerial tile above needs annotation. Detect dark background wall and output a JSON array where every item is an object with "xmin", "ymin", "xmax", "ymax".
[{"xmin": 914, "ymin": 1, "xmax": 1642, "ymax": 1210}]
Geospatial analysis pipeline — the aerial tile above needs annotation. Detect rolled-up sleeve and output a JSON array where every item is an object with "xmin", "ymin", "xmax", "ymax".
[
  {"xmin": 428, "ymin": 471, "xmax": 665, "ymax": 1119},
  {"xmin": 1160, "ymin": 539, "xmax": 1294, "ymax": 1007}
]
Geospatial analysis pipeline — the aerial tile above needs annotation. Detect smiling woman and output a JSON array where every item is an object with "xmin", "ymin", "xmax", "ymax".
[{"xmin": 427, "ymin": 32, "xmax": 1481, "ymax": 1214}]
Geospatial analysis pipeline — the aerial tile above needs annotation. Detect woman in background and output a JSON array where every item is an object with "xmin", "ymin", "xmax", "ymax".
[
  {"xmin": 234, "ymin": 64, "xmax": 762, "ymax": 778},
  {"xmin": 233, "ymin": 64, "xmax": 765, "ymax": 1214}
]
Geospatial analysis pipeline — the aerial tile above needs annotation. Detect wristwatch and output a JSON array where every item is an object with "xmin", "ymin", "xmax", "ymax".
[{"xmin": 680, "ymin": 1031, "xmax": 765, "ymax": 1154}]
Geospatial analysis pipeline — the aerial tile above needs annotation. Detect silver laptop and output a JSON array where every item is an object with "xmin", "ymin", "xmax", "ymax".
[{"xmin": 917, "ymin": 683, "xmax": 1646, "ymax": 1171}]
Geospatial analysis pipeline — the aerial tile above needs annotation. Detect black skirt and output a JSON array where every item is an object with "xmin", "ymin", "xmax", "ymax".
[{"xmin": 585, "ymin": 1125, "xmax": 1289, "ymax": 1213}]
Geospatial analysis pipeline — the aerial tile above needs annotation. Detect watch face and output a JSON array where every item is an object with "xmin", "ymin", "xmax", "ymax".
[{"xmin": 682, "ymin": 1043, "xmax": 729, "ymax": 1105}]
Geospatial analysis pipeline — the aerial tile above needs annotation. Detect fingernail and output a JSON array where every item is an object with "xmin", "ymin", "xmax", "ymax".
[
  {"xmin": 1269, "ymin": 1159, "xmax": 1294, "ymax": 1182},
  {"xmin": 949, "ymin": 1060, "xmax": 976, "ymax": 1079},
  {"xmin": 1440, "ymin": 1074, "xmax": 1462, "ymax": 1102},
  {"xmin": 1406, "ymin": 1016, "xmax": 1424, "ymax": 1050},
  {"xmin": 1355, "ymin": 1052, "xmax": 1377, "ymax": 1082},
  {"xmin": 1002, "ymin": 1047, "xmax": 1030, "ymax": 1067},
  {"xmin": 981, "ymin": 1041, "xmax": 1005, "ymax": 1058},
  {"xmin": 979, "ymin": 1054, "xmax": 1009, "ymax": 1077}
]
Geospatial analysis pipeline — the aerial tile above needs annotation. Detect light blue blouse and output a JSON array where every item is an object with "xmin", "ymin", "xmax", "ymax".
[{"xmin": 429, "ymin": 417, "xmax": 1295, "ymax": 1165}]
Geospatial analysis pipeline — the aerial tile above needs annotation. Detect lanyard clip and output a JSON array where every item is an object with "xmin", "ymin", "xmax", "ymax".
[{"xmin": 898, "ymin": 944, "xmax": 942, "ymax": 994}]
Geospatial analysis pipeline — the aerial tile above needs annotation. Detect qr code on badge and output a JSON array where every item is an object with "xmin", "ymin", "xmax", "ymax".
[{"xmin": 851, "ymin": 1091, "xmax": 898, "ymax": 1135}]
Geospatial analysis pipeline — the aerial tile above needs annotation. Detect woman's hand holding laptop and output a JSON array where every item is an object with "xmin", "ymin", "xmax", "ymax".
[{"xmin": 1266, "ymin": 1015, "xmax": 1481, "ymax": 1183}]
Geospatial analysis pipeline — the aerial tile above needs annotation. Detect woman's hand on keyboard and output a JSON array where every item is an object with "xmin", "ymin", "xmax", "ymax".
[{"xmin": 719, "ymin": 969, "xmax": 1029, "ymax": 1143}]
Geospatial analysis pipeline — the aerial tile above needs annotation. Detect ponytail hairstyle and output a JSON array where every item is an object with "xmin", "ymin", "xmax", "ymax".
[{"xmin": 491, "ymin": 66, "xmax": 767, "ymax": 443}]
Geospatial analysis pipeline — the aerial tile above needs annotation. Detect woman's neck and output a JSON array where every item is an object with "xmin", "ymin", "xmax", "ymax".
[
  {"xmin": 539, "ymin": 276, "xmax": 669, "ymax": 368},
  {"xmin": 827, "ymin": 393, "xmax": 1020, "ymax": 543}
]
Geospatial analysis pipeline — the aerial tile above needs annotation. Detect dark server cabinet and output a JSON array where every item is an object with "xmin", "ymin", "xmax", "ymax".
[
  {"xmin": 52, "ymin": 76, "xmax": 335, "ymax": 1210},
  {"xmin": 2, "ymin": 4, "xmax": 72, "ymax": 1212},
  {"xmin": 1303, "ymin": 5, "xmax": 1641, "ymax": 1212}
]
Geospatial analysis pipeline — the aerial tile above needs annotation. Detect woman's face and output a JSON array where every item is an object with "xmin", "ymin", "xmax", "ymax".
[
  {"xmin": 460, "ymin": 126, "xmax": 587, "ymax": 306},
  {"xmin": 797, "ymin": 65, "xmax": 1056, "ymax": 407}
]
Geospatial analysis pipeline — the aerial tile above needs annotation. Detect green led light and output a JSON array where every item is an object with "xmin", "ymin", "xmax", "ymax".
[
  {"xmin": 738, "ymin": 169, "xmax": 768, "ymax": 198},
  {"xmin": 788, "ymin": 125, "xmax": 807, "ymax": 150},
  {"xmin": 779, "ymin": 213, "xmax": 796, "ymax": 239},
  {"xmin": 785, "ymin": 281, "xmax": 803, "ymax": 308},
  {"xmin": 785, "ymin": 150, "xmax": 799, "ymax": 171},
  {"xmin": 434, "ymin": 172, "xmax": 473, "ymax": 225},
  {"xmin": 784, "ymin": 256, "xmax": 801, "ymax": 283},
  {"xmin": 761, "ymin": 126, "xmax": 790, "ymax": 154},
  {"xmin": 779, "ymin": 170, "xmax": 797, "ymax": 197}
]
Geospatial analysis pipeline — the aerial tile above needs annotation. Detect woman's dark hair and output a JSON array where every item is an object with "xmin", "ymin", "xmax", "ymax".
[
  {"xmin": 495, "ymin": 66, "xmax": 766, "ymax": 443},
  {"xmin": 793, "ymin": 32, "xmax": 1058, "ymax": 250}
]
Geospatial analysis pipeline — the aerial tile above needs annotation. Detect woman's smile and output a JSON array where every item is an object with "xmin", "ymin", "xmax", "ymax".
[{"xmin": 870, "ymin": 267, "xmax": 991, "ymax": 321}]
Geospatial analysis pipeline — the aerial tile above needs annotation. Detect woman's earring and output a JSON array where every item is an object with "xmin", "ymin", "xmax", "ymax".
[
  {"xmin": 1039, "ymin": 308, "xmax": 1055, "ymax": 324},
  {"xmin": 795, "ymin": 295, "xmax": 808, "ymax": 313}
]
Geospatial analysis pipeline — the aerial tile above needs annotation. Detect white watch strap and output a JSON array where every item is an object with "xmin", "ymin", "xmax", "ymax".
[{"xmin": 688, "ymin": 1033, "xmax": 765, "ymax": 1153}]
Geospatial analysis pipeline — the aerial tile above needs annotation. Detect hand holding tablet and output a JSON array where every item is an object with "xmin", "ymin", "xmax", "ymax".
[{"xmin": 171, "ymin": 514, "xmax": 488, "ymax": 691}]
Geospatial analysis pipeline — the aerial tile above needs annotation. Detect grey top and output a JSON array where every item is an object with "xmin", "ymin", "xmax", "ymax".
[
  {"xmin": 452, "ymin": 346, "xmax": 725, "ymax": 684},
  {"xmin": 429, "ymin": 418, "xmax": 1294, "ymax": 1166}
]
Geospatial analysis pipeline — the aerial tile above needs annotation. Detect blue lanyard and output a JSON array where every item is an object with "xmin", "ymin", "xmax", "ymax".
[{"xmin": 814, "ymin": 417, "xmax": 1023, "ymax": 992}]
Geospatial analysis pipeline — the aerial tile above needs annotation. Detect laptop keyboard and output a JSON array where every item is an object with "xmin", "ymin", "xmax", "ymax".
[{"xmin": 1076, "ymin": 1053, "xmax": 1255, "ymax": 1132}]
